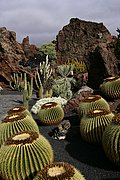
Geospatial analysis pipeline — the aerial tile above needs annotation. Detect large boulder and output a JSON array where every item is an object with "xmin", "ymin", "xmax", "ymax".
[
  {"xmin": 56, "ymin": 18, "xmax": 118, "ymax": 89},
  {"xmin": 0, "ymin": 27, "xmax": 38, "ymax": 86}
]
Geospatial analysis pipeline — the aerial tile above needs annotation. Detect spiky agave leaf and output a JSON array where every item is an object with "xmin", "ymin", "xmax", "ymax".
[
  {"xmin": 0, "ymin": 112, "xmax": 39, "ymax": 147},
  {"xmin": 7, "ymin": 105, "xmax": 32, "ymax": 117},
  {"xmin": 102, "ymin": 113, "xmax": 120, "ymax": 165},
  {"xmin": 0, "ymin": 131, "xmax": 54, "ymax": 180},
  {"xmin": 38, "ymin": 102, "xmax": 64, "ymax": 125},
  {"xmin": 100, "ymin": 76, "xmax": 120, "ymax": 99},
  {"xmin": 80, "ymin": 109, "xmax": 114, "ymax": 144},
  {"xmin": 77, "ymin": 95, "xmax": 110, "ymax": 118},
  {"xmin": 33, "ymin": 162, "xmax": 85, "ymax": 180}
]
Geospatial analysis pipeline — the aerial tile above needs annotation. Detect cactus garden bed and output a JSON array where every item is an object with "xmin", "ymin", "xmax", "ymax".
[{"xmin": 0, "ymin": 89, "xmax": 120, "ymax": 179}]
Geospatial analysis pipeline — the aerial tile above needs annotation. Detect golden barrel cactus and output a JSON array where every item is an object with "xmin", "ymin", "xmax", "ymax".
[
  {"xmin": 0, "ymin": 131, "xmax": 54, "ymax": 180},
  {"xmin": 102, "ymin": 113, "xmax": 120, "ymax": 165},
  {"xmin": 80, "ymin": 109, "xmax": 114, "ymax": 144},
  {"xmin": 38, "ymin": 102, "xmax": 64, "ymax": 125},
  {"xmin": 0, "ymin": 112, "xmax": 39, "ymax": 147},
  {"xmin": 33, "ymin": 162, "xmax": 85, "ymax": 180},
  {"xmin": 100, "ymin": 76, "xmax": 120, "ymax": 99},
  {"xmin": 77, "ymin": 95, "xmax": 110, "ymax": 118}
]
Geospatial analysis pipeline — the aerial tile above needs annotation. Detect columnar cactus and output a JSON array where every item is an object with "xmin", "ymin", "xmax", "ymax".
[
  {"xmin": 77, "ymin": 95, "xmax": 110, "ymax": 118},
  {"xmin": 38, "ymin": 102, "xmax": 64, "ymax": 125},
  {"xmin": 80, "ymin": 109, "xmax": 114, "ymax": 144},
  {"xmin": 0, "ymin": 112, "xmax": 39, "ymax": 147},
  {"xmin": 102, "ymin": 113, "xmax": 120, "ymax": 165},
  {"xmin": 0, "ymin": 131, "xmax": 54, "ymax": 180},
  {"xmin": 33, "ymin": 162, "xmax": 85, "ymax": 180},
  {"xmin": 100, "ymin": 76, "xmax": 120, "ymax": 99}
]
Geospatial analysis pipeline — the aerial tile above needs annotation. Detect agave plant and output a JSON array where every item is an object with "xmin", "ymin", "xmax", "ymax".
[
  {"xmin": 102, "ymin": 113, "xmax": 120, "ymax": 165},
  {"xmin": 33, "ymin": 162, "xmax": 85, "ymax": 180},
  {"xmin": 38, "ymin": 102, "xmax": 64, "ymax": 125},
  {"xmin": 80, "ymin": 109, "xmax": 114, "ymax": 144},
  {"xmin": 100, "ymin": 76, "xmax": 120, "ymax": 99},
  {"xmin": 77, "ymin": 95, "xmax": 110, "ymax": 118},
  {"xmin": 0, "ymin": 131, "xmax": 54, "ymax": 180},
  {"xmin": 0, "ymin": 111, "xmax": 39, "ymax": 147}
]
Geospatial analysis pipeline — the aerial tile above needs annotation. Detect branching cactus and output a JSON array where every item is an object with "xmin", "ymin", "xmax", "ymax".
[
  {"xmin": 0, "ymin": 131, "xmax": 54, "ymax": 180},
  {"xmin": 57, "ymin": 64, "xmax": 74, "ymax": 77},
  {"xmin": 33, "ymin": 162, "xmax": 85, "ymax": 180},
  {"xmin": 23, "ymin": 72, "xmax": 33, "ymax": 109},
  {"xmin": 9, "ymin": 72, "xmax": 24, "ymax": 91},
  {"xmin": 34, "ymin": 55, "xmax": 53, "ymax": 98}
]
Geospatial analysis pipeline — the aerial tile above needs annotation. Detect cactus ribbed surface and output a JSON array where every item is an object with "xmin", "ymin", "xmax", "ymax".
[
  {"xmin": 80, "ymin": 109, "xmax": 114, "ymax": 144},
  {"xmin": 102, "ymin": 113, "xmax": 120, "ymax": 165},
  {"xmin": 33, "ymin": 162, "xmax": 85, "ymax": 180},
  {"xmin": 0, "ymin": 131, "xmax": 54, "ymax": 180},
  {"xmin": 38, "ymin": 102, "xmax": 64, "ymax": 125},
  {"xmin": 0, "ymin": 112, "xmax": 39, "ymax": 147},
  {"xmin": 78, "ymin": 95, "xmax": 110, "ymax": 118},
  {"xmin": 100, "ymin": 76, "xmax": 120, "ymax": 99}
]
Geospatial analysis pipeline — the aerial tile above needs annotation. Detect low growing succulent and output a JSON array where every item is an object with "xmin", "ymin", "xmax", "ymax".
[
  {"xmin": 102, "ymin": 113, "xmax": 120, "ymax": 165},
  {"xmin": 100, "ymin": 76, "xmax": 120, "ymax": 99},
  {"xmin": 77, "ymin": 95, "xmax": 110, "ymax": 118},
  {"xmin": 80, "ymin": 109, "xmax": 114, "ymax": 144},
  {"xmin": 38, "ymin": 102, "xmax": 64, "ymax": 125},
  {"xmin": 0, "ymin": 131, "xmax": 54, "ymax": 180},
  {"xmin": 0, "ymin": 111, "xmax": 39, "ymax": 147},
  {"xmin": 33, "ymin": 162, "xmax": 85, "ymax": 180}
]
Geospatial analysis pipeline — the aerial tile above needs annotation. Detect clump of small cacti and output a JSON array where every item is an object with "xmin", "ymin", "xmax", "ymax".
[
  {"xmin": 77, "ymin": 95, "xmax": 110, "ymax": 118},
  {"xmin": 102, "ymin": 113, "xmax": 120, "ymax": 165},
  {"xmin": 0, "ymin": 131, "xmax": 54, "ymax": 180},
  {"xmin": 9, "ymin": 72, "xmax": 24, "ymax": 91},
  {"xmin": 38, "ymin": 102, "xmax": 64, "ymax": 125},
  {"xmin": 100, "ymin": 76, "xmax": 120, "ymax": 99},
  {"xmin": 0, "ymin": 111, "xmax": 39, "ymax": 147},
  {"xmin": 80, "ymin": 109, "xmax": 114, "ymax": 144},
  {"xmin": 33, "ymin": 162, "xmax": 85, "ymax": 180}
]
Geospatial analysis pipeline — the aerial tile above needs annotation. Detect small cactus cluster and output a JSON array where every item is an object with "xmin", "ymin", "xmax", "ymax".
[
  {"xmin": 9, "ymin": 72, "xmax": 24, "ymax": 91},
  {"xmin": 102, "ymin": 113, "xmax": 120, "ymax": 165},
  {"xmin": 0, "ymin": 131, "xmax": 54, "ymax": 180},
  {"xmin": 0, "ymin": 107, "xmax": 39, "ymax": 147},
  {"xmin": 38, "ymin": 102, "xmax": 64, "ymax": 125},
  {"xmin": 100, "ymin": 76, "xmax": 120, "ymax": 99},
  {"xmin": 33, "ymin": 162, "xmax": 85, "ymax": 180}
]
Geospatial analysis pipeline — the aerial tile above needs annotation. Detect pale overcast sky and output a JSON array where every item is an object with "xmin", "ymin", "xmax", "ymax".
[{"xmin": 0, "ymin": 0, "xmax": 120, "ymax": 45}]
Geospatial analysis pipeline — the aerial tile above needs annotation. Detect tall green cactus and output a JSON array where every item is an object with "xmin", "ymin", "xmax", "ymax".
[
  {"xmin": 34, "ymin": 55, "xmax": 53, "ymax": 98},
  {"xmin": 23, "ymin": 72, "xmax": 33, "ymax": 109}
]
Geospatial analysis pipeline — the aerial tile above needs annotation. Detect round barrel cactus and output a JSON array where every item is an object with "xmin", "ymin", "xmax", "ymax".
[
  {"xmin": 33, "ymin": 162, "xmax": 85, "ymax": 180},
  {"xmin": 38, "ymin": 102, "xmax": 64, "ymax": 125},
  {"xmin": 0, "ymin": 131, "xmax": 54, "ymax": 180},
  {"xmin": 100, "ymin": 76, "xmax": 120, "ymax": 99},
  {"xmin": 80, "ymin": 109, "xmax": 114, "ymax": 144},
  {"xmin": 0, "ymin": 112, "xmax": 39, "ymax": 147},
  {"xmin": 77, "ymin": 95, "xmax": 110, "ymax": 118},
  {"xmin": 102, "ymin": 113, "xmax": 120, "ymax": 165},
  {"xmin": 7, "ymin": 105, "xmax": 32, "ymax": 117}
]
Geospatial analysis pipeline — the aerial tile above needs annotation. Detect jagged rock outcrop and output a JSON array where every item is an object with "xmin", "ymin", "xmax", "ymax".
[
  {"xmin": 0, "ymin": 27, "xmax": 38, "ymax": 86},
  {"xmin": 56, "ymin": 18, "xmax": 119, "ymax": 89}
]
